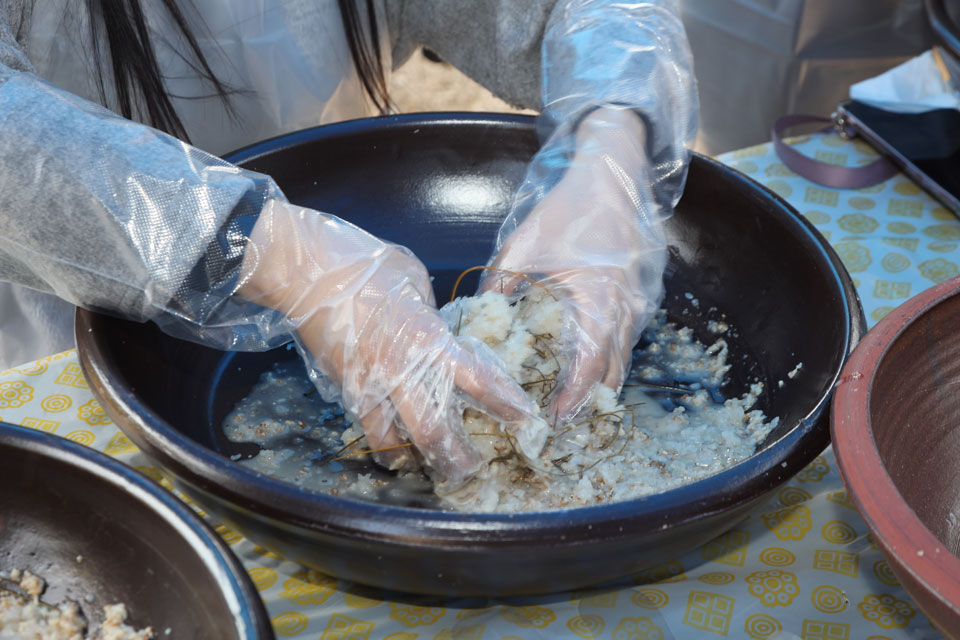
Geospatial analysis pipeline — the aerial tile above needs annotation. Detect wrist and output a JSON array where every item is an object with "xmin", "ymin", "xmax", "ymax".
[
  {"xmin": 236, "ymin": 199, "xmax": 322, "ymax": 314},
  {"xmin": 571, "ymin": 107, "xmax": 647, "ymax": 167}
]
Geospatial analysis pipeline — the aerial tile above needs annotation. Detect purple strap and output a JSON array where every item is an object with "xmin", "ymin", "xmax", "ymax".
[{"xmin": 772, "ymin": 114, "xmax": 898, "ymax": 189}]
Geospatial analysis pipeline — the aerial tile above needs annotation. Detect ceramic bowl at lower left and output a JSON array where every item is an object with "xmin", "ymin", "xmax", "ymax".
[{"xmin": 0, "ymin": 421, "xmax": 274, "ymax": 639}]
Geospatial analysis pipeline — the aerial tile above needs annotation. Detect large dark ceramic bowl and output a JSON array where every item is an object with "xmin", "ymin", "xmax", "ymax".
[
  {"xmin": 0, "ymin": 422, "xmax": 273, "ymax": 638},
  {"xmin": 832, "ymin": 277, "xmax": 960, "ymax": 639},
  {"xmin": 76, "ymin": 113, "xmax": 865, "ymax": 596}
]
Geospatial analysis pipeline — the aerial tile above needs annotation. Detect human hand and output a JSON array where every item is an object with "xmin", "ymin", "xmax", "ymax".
[
  {"xmin": 237, "ymin": 200, "xmax": 542, "ymax": 488},
  {"xmin": 482, "ymin": 108, "xmax": 667, "ymax": 422}
]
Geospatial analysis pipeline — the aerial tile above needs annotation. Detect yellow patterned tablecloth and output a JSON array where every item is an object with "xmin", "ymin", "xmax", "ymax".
[{"xmin": 1, "ymin": 131, "xmax": 953, "ymax": 639}]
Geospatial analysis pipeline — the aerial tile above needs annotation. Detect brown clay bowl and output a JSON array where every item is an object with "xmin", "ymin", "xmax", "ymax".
[{"xmin": 832, "ymin": 276, "xmax": 960, "ymax": 639}]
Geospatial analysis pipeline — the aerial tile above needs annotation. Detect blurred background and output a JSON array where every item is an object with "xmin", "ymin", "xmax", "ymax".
[
  {"xmin": 390, "ymin": 48, "xmax": 530, "ymax": 115},
  {"xmin": 391, "ymin": 0, "xmax": 948, "ymax": 156}
]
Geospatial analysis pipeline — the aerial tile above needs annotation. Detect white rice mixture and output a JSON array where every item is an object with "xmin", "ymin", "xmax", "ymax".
[
  {"xmin": 0, "ymin": 569, "xmax": 154, "ymax": 640},
  {"xmin": 223, "ymin": 290, "xmax": 781, "ymax": 512}
]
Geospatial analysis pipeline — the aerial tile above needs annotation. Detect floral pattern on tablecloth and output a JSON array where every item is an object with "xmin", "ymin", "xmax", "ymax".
[
  {"xmin": 1, "ymin": 131, "xmax": 954, "ymax": 639},
  {"xmin": 727, "ymin": 133, "xmax": 960, "ymax": 328}
]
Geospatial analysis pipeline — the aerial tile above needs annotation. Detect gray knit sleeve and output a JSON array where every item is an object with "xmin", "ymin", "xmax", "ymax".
[
  {"xmin": 0, "ymin": 0, "xmax": 32, "ymax": 77},
  {"xmin": 381, "ymin": 0, "xmax": 558, "ymax": 110}
]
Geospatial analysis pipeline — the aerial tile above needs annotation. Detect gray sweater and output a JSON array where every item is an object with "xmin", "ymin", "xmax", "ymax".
[
  {"xmin": 0, "ymin": 0, "xmax": 695, "ymax": 349},
  {"xmin": 0, "ymin": 0, "xmax": 554, "ymax": 104}
]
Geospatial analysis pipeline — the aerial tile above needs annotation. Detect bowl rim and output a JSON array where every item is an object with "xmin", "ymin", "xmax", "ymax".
[
  {"xmin": 76, "ymin": 112, "xmax": 864, "ymax": 546},
  {"xmin": 831, "ymin": 275, "xmax": 960, "ymax": 613},
  {"xmin": 926, "ymin": 0, "xmax": 960, "ymax": 62},
  {"xmin": 0, "ymin": 421, "xmax": 274, "ymax": 638}
]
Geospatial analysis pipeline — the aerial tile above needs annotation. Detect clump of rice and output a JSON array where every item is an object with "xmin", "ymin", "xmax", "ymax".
[
  {"xmin": 434, "ymin": 290, "xmax": 777, "ymax": 511},
  {"xmin": 223, "ymin": 290, "xmax": 780, "ymax": 513},
  {"xmin": 0, "ymin": 569, "xmax": 154, "ymax": 639}
]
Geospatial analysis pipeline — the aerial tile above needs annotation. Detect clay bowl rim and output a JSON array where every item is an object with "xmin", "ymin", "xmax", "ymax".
[
  {"xmin": 76, "ymin": 112, "xmax": 862, "ymax": 548},
  {"xmin": 831, "ymin": 275, "xmax": 960, "ymax": 613},
  {"xmin": 0, "ymin": 421, "xmax": 274, "ymax": 638}
]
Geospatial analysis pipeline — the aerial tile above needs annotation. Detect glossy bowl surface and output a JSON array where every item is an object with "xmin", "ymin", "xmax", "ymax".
[
  {"xmin": 0, "ymin": 422, "xmax": 273, "ymax": 639},
  {"xmin": 76, "ymin": 113, "xmax": 865, "ymax": 595},
  {"xmin": 832, "ymin": 276, "xmax": 960, "ymax": 639}
]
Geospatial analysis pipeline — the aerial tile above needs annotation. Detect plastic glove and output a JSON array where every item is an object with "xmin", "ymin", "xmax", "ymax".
[
  {"xmin": 237, "ymin": 199, "xmax": 544, "ymax": 488},
  {"xmin": 481, "ymin": 108, "xmax": 666, "ymax": 421},
  {"xmin": 482, "ymin": 0, "xmax": 697, "ymax": 421},
  {"xmin": 537, "ymin": 0, "xmax": 698, "ymax": 210},
  {"xmin": 0, "ymin": 70, "xmax": 542, "ymax": 488}
]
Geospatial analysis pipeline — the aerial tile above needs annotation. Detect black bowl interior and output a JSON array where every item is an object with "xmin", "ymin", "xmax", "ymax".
[
  {"xmin": 159, "ymin": 114, "xmax": 850, "ymax": 461},
  {"xmin": 76, "ymin": 113, "xmax": 863, "ymax": 594},
  {"xmin": 0, "ymin": 423, "xmax": 272, "ymax": 638}
]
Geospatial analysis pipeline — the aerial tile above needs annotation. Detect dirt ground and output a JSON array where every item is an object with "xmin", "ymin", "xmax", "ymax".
[{"xmin": 389, "ymin": 49, "xmax": 535, "ymax": 115}]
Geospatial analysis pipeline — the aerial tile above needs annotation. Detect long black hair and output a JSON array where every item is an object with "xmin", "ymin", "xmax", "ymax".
[{"xmin": 85, "ymin": 0, "xmax": 391, "ymax": 143}]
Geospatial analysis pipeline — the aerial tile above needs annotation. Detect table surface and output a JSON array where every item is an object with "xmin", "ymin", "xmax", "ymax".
[{"xmin": 1, "ymin": 132, "xmax": 952, "ymax": 640}]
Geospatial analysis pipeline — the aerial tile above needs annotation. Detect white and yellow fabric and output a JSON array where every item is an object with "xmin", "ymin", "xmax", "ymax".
[
  {"xmin": 725, "ymin": 132, "xmax": 960, "ymax": 327},
  {"xmin": 1, "ymin": 131, "xmax": 952, "ymax": 639}
]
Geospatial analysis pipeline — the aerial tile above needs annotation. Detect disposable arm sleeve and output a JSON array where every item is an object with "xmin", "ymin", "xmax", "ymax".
[
  {"xmin": 384, "ymin": 0, "xmax": 697, "ymax": 211},
  {"xmin": 538, "ymin": 0, "xmax": 697, "ymax": 211},
  {"xmin": 0, "ymin": 68, "xmax": 286, "ymax": 350}
]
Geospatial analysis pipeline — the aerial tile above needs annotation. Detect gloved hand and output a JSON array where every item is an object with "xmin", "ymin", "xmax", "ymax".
[
  {"xmin": 480, "ymin": 0, "xmax": 697, "ymax": 422},
  {"xmin": 237, "ymin": 199, "xmax": 543, "ymax": 488},
  {"xmin": 482, "ymin": 108, "xmax": 667, "ymax": 422}
]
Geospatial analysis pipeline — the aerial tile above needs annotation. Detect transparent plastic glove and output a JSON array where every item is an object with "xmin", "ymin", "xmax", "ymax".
[
  {"xmin": 237, "ymin": 200, "xmax": 543, "ymax": 488},
  {"xmin": 482, "ymin": 0, "xmax": 697, "ymax": 421},
  {"xmin": 482, "ymin": 109, "xmax": 665, "ymax": 421},
  {"xmin": 537, "ymin": 0, "xmax": 698, "ymax": 210},
  {"xmin": 0, "ymin": 71, "xmax": 540, "ymax": 487},
  {"xmin": 0, "ymin": 70, "xmax": 284, "ymax": 349}
]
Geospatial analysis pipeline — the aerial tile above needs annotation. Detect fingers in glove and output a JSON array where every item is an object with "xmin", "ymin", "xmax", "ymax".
[
  {"xmin": 358, "ymin": 400, "xmax": 418, "ymax": 472},
  {"xmin": 602, "ymin": 316, "xmax": 636, "ymax": 391},
  {"xmin": 452, "ymin": 344, "xmax": 538, "ymax": 424},
  {"xmin": 602, "ymin": 333, "xmax": 631, "ymax": 391},
  {"xmin": 390, "ymin": 371, "xmax": 484, "ymax": 488},
  {"xmin": 548, "ymin": 277, "xmax": 614, "ymax": 421},
  {"xmin": 369, "ymin": 339, "xmax": 486, "ymax": 487},
  {"xmin": 453, "ymin": 342, "xmax": 550, "ymax": 460},
  {"xmin": 552, "ymin": 323, "xmax": 608, "ymax": 423}
]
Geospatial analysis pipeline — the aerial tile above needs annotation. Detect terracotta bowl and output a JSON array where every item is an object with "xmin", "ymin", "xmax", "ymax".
[
  {"xmin": 0, "ymin": 422, "xmax": 274, "ymax": 638},
  {"xmin": 76, "ymin": 113, "xmax": 865, "ymax": 596},
  {"xmin": 832, "ymin": 276, "xmax": 960, "ymax": 639}
]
